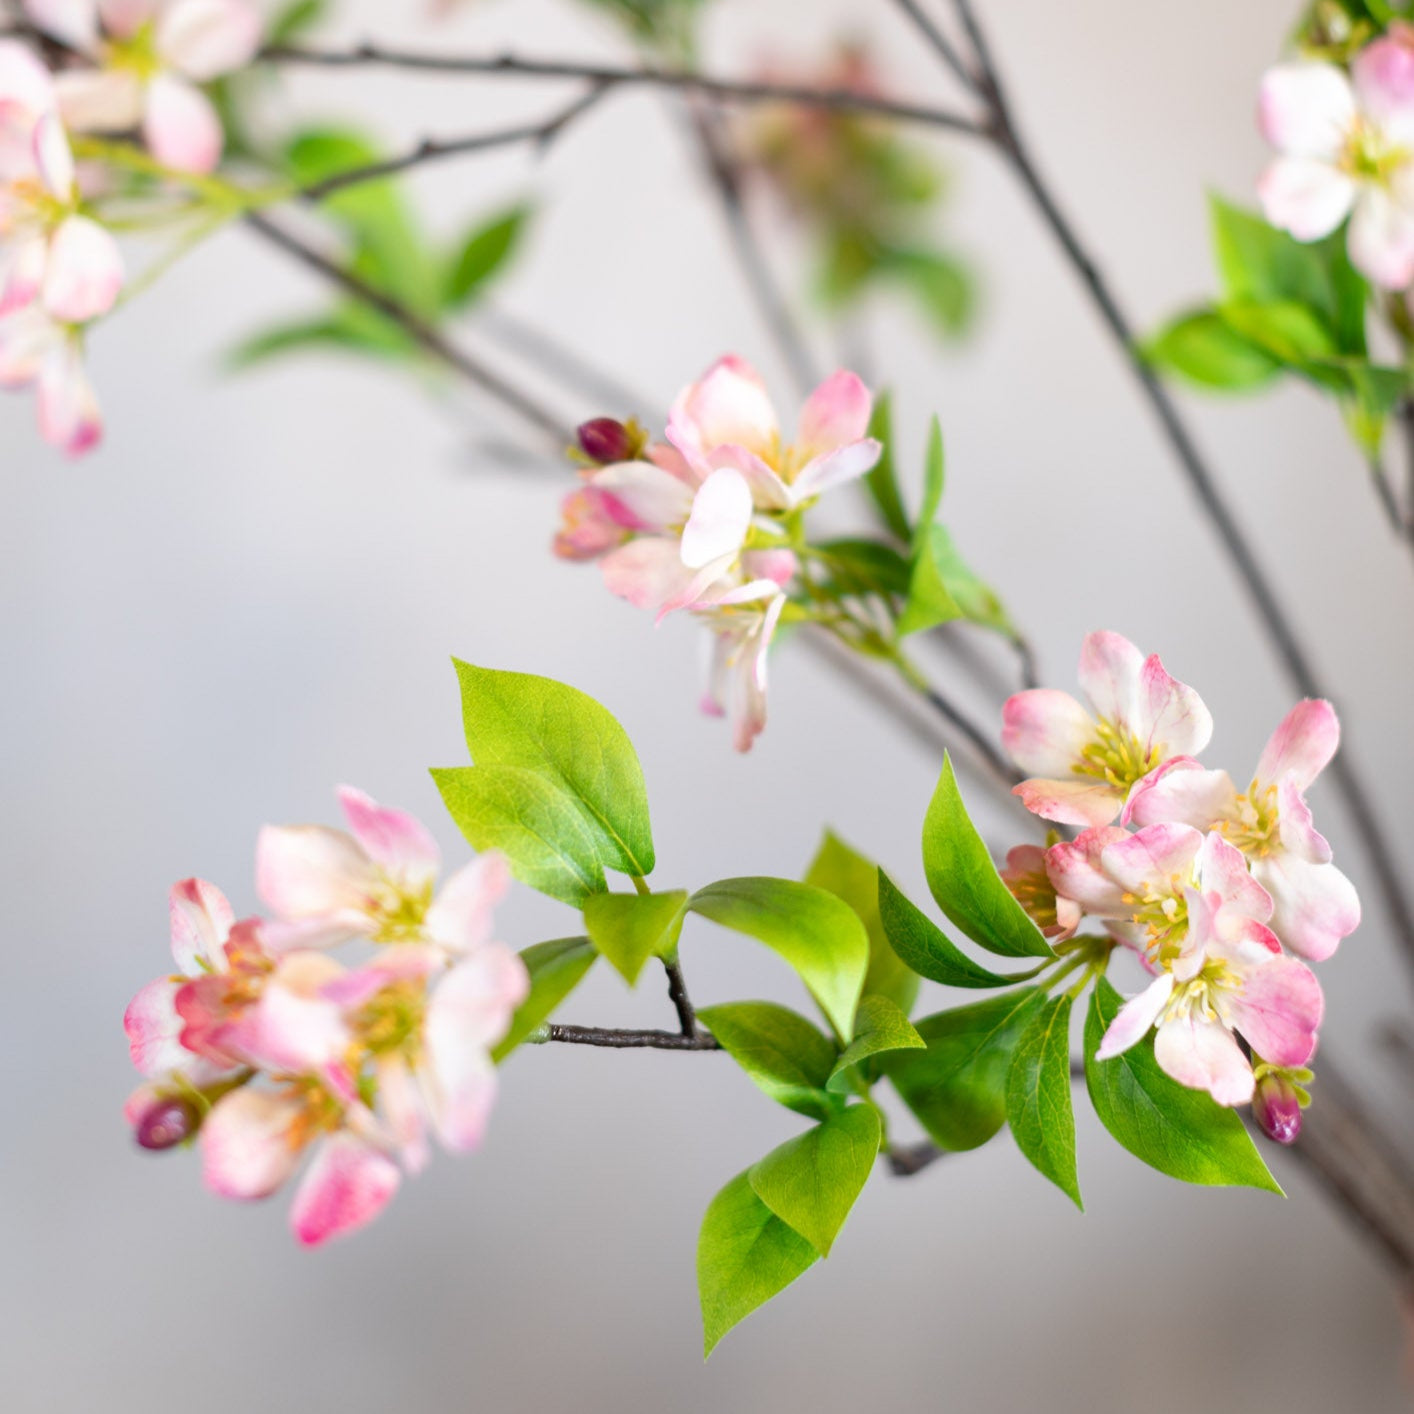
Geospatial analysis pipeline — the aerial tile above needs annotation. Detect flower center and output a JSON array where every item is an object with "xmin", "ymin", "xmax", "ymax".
[
  {"xmin": 1005, "ymin": 865, "xmax": 1060, "ymax": 932},
  {"xmin": 5, "ymin": 176, "xmax": 70, "ymax": 230},
  {"xmin": 1217, "ymin": 781, "xmax": 1280, "ymax": 858},
  {"xmin": 104, "ymin": 24, "xmax": 163, "ymax": 82},
  {"xmin": 1160, "ymin": 956, "xmax": 1240, "ymax": 1025},
  {"xmin": 280, "ymin": 1077, "xmax": 345, "ymax": 1148},
  {"xmin": 1340, "ymin": 118, "xmax": 1408, "ymax": 184},
  {"xmin": 356, "ymin": 980, "xmax": 426, "ymax": 1057},
  {"xmin": 1072, "ymin": 718, "xmax": 1162, "ymax": 793},
  {"xmin": 1121, "ymin": 875, "xmax": 1191, "ymax": 966},
  {"xmin": 367, "ymin": 876, "xmax": 434, "ymax": 944}
]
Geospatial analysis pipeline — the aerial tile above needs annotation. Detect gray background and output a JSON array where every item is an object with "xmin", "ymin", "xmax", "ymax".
[{"xmin": 4, "ymin": 1, "xmax": 1412, "ymax": 1409}]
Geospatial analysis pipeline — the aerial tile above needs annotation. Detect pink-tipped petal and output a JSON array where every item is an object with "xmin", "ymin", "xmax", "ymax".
[
  {"xmin": 156, "ymin": 0, "xmax": 262, "ymax": 80},
  {"xmin": 336, "ymin": 785, "xmax": 440, "ymax": 890},
  {"xmin": 429, "ymin": 944, "xmax": 529, "ymax": 1056},
  {"xmin": 124, "ymin": 977, "xmax": 188, "ymax": 1078},
  {"xmin": 1221, "ymin": 955, "xmax": 1323, "ymax": 1069},
  {"xmin": 680, "ymin": 466, "xmax": 752, "ymax": 569},
  {"xmin": 1353, "ymin": 37, "xmax": 1414, "ymax": 143},
  {"xmin": 1154, "ymin": 1013, "xmax": 1254, "ymax": 1106},
  {"xmin": 0, "ymin": 303, "xmax": 57, "ymax": 384},
  {"xmin": 741, "ymin": 547, "xmax": 797, "ymax": 586},
  {"xmin": 96, "ymin": 0, "xmax": 157, "ymax": 37},
  {"xmin": 43, "ymin": 213, "xmax": 123, "ymax": 322},
  {"xmin": 425, "ymin": 851, "xmax": 511, "ymax": 955},
  {"xmin": 796, "ymin": 369, "xmax": 872, "ymax": 456},
  {"xmin": 256, "ymin": 822, "xmax": 376, "ymax": 923},
  {"xmin": 1257, "ymin": 156, "xmax": 1358, "ymax": 242},
  {"xmin": 590, "ymin": 458, "xmax": 695, "ymax": 531},
  {"xmin": 22, "ymin": 0, "xmax": 100, "ymax": 52},
  {"xmin": 168, "ymin": 876, "xmax": 234, "ymax": 971},
  {"xmin": 1043, "ymin": 826, "xmax": 1131, "ymax": 916},
  {"xmin": 1197, "ymin": 831, "xmax": 1274, "ymax": 922},
  {"xmin": 289, "ymin": 1134, "xmax": 400, "ymax": 1247},
  {"xmin": 1347, "ymin": 185, "xmax": 1414, "ymax": 288},
  {"xmin": 666, "ymin": 355, "xmax": 779, "ymax": 469},
  {"xmin": 599, "ymin": 536, "xmax": 700, "ymax": 613},
  {"xmin": 1253, "ymin": 853, "xmax": 1361, "ymax": 961},
  {"xmin": 36, "ymin": 335, "xmax": 101, "ymax": 455},
  {"xmin": 1096, "ymin": 973, "xmax": 1175, "ymax": 1060},
  {"xmin": 1013, "ymin": 776, "xmax": 1123, "ymax": 828},
  {"xmin": 142, "ymin": 74, "xmax": 223, "ymax": 173},
  {"xmin": 1001, "ymin": 688, "xmax": 1094, "ymax": 777},
  {"xmin": 1100, "ymin": 823, "xmax": 1205, "ymax": 897},
  {"xmin": 0, "ymin": 236, "xmax": 48, "ymax": 317},
  {"xmin": 1126, "ymin": 760, "xmax": 1238, "ymax": 831},
  {"xmin": 54, "ymin": 67, "xmax": 144, "ymax": 133},
  {"xmin": 1254, "ymin": 699, "xmax": 1340, "ymax": 793},
  {"xmin": 788, "ymin": 436, "xmax": 882, "ymax": 502},
  {"xmin": 1257, "ymin": 63, "xmax": 1357, "ymax": 159},
  {"xmin": 239, "ymin": 952, "xmax": 350, "ymax": 1073},
  {"xmin": 0, "ymin": 39, "xmax": 58, "ymax": 119},
  {"xmin": 1275, "ymin": 776, "xmax": 1331, "ymax": 865},
  {"xmin": 200, "ymin": 1087, "xmax": 304, "ymax": 1199},
  {"xmin": 1136, "ymin": 653, "xmax": 1213, "ymax": 758},
  {"xmin": 1076, "ymin": 630, "xmax": 1145, "ymax": 727},
  {"xmin": 375, "ymin": 1054, "xmax": 429, "ymax": 1175}
]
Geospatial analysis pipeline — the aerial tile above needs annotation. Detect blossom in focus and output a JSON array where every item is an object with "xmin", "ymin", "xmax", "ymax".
[
  {"xmin": 999, "ymin": 843, "xmax": 1080, "ymax": 941},
  {"xmin": 1002, "ymin": 630, "xmax": 1213, "ymax": 828},
  {"xmin": 697, "ymin": 587, "xmax": 787, "ymax": 753},
  {"xmin": 1128, "ymin": 699, "xmax": 1360, "ymax": 961},
  {"xmin": 1050, "ymin": 825, "xmax": 1323, "ymax": 1104},
  {"xmin": 23, "ymin": 0, "xmax": 262, "ymax": 173},
  {"xmin": 0, "ymin": 301, "xmax": 101, "ymax": 452},
  {"xmin": 0, "ymin": 41, "xmax": 123, "ymax": 321},
  {"xmin": 1257, "ymin": 41, "xmax": 1414, "ymax": 287}
]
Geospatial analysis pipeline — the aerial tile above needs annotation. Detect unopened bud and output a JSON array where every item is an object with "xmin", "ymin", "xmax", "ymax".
[
  {"xmin": 135, "ymin": 1096, "xmax": 199, "ymax": 1151},
  {"xmin": 1252, "ymin": 1068, "xmax": 1309, "ymax": 1146},
  {"xmin": 575, "ymin": 417, "xmax": 639, "ymax": 465}
]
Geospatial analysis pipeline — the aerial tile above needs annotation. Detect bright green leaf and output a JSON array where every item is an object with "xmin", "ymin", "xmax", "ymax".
[
  {"xmin": 1144, "ymin": 308, "xmax": 1281, "ymax": 391},
  {"xmin": 815, "ymin": 538, "xmax": 913, "ymax": 602},
  {"xmin": 453, "ymin": 661, "xmax": 655, "ymax": 878},
  {"xmin": 877, "ymin": 870, "xmax": 1042, "ymax": 990},
  {"xmin": 827, "ymin": 995, "xmax": 923, "ymax": 1092},
  {"xmin": 747, "ymin": 1106, "xmax": 881, "ymax": 1257},
  {"xmin": 1085, "ymin": 978, "xmax": 1282, "ymax": 1193},
  {"xmin": 493, "ymin": 936, "xmax": 596, "ymax": 1062},
  {"xmin": 922, "ymin": 755, "xmax": 1055, "ymax": 959},
  {"xmin": 698, "ymin": 1170, "xmax": 819, "ymax": 1358},
  {"xmin": 862, "ymin": 391, "xmax": 911, "ymax": 542},
  {"xmin": 805, "ymin": 831, "xmax": 918, "ymax": 1016},
  {"xmin": 898, "ymin": 522, "xmax": 966, "ymax": 637},
  {"xmin": 1218, "ymin": 299, "xmax": 1338, "ymax": 364},
  {"xmin": 431, "ymin": 764, "xmax": 605, "ymax": 907},
  {"xmin": 881, "ymin": 987, "xmax": 1046, "ymax": 1150},
  {"xmin": 1006, "ymin": 993, "xmax": 1082, "ymax": 1208},
  {"xmin": 926, "ymin": 525, "xmax": 1020, "ymax": 642},
  {"xmin": 1210, "ymin": 194, "xmax": 1332, "ymax": 313},
  {"xmin": 582, "ymin": 888, "xmax": 687, "ymax": 985},
  {"xmin": 914, "ymin": 415, "xmax": 946, "ymax": 540},
  {"xmin": 443, "ymin": 204, "xmax": 532, "ymax": 310},
  {"xmin": 689, "ymin": 878, "xmax": 869, "ymax": 1041},
  {"xmin": 696, "ymin": 1001, "xmax": 840, "ymax": 1120}
]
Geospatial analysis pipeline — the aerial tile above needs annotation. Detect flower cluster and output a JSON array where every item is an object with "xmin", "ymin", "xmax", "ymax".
[
  {"xmin": 1, "ymin": 2, "xmax": 260, "ymax": 452},
  {"xmin": 123, "ymin": 787, "xmax": 528, "ymax": 1246},
  {"xmin": 555, "ymin": 354, "xmax": 882, "ymax": 751},
  {"xmin": 1258, "ymin": 26, "xmax": 1414, "ymax": 287},
  {"xmin": 1001, "ymin": 631, "xmax": 1359, "ymax": 1133}
]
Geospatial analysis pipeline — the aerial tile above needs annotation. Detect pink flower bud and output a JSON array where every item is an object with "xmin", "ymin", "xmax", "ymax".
[
  {"xmin": 1252, "ymin": 1070, "xmax": 1305, "ymax": 1145},
  {"xmin": 575, "ymin": 418, "xmax": 636, "ymax": 465},
  {"xmin": 135, "ymin": 1095, "xmax": 199, "ymax": 1151}
]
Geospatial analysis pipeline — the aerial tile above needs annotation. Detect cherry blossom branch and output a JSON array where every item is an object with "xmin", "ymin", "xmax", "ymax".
[
  {"xmin": 545, "ymin": 1023, "xmax": 721, "ymax": 1049},
  {"xmin": 258, "ymin": 42, "xmax": 985, "ymax": 137},
  {"xmin": 890, "ymin": 0, "xmax": 1414, "ymax": 986},
  {"xmin": 293, "ymin": 82, "xmax": 615, "ymax": 201},
  {"xmin": 241, "ymin": 210, "xmax": 574, "ymax": 445}
]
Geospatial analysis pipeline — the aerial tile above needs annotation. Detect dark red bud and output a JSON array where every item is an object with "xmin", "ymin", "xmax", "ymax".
[
  {"xmin": 1252, "ymin": 1073, "xmax": 1303, "ymax": 1146},
  {"xmin": 135, "ymin": 1096, "xmax": 199, "ymax": 1151},
  {"xmin": 576, "ymin": 417, "xmax": 635, "ymax": 465}
]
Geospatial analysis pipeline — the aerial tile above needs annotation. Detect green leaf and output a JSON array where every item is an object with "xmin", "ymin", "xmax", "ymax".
[
  {"xmin": 431, "ymin": 765, "xmax": 606, "ymax": 907},
  {"xmin": 1005, "ymin": 993, "xmax": 1081, "ymax": 1208},
  {"xmin": 267, "ymin": 0, "xmax": 328, "ymax": 43},
  {"xmin": 863, "ymin": 391, "xmax": 912, "ymax": 543},
  {"xmin": 925, "ymin": 525, "xmax": 1020, "ymax": 641},
  {"xmin": 880, "ymin": 246, "xmax": 976, "ymax": 337},
  {"xmin": 689, "ymin": 878, "xmax": 869, "ymax": 1041},
  {"xmin": 815, "ymin": 538, "xmax": 912, "ymax": 601},
  {"xmin": 493, "ymin": 936, "xmax": 597, "ymax": 1062},
  {"xmin": 453, "ymin": 661, "xmax": 655, "ymax": 878},
  {"xmin": 698, "ymin": 1170, "xmax": 820, "ymax": 1358},
  {"xmin": 582, "ymin": 889, "xmax": 687, "ymax": 985},
  {"xmin": 914, "ymin": 415, "xmax": 946, "ymax": 541},
  {"xmin": 805, "ymin": 831, "xmax": 918, "ymax": 1016},
  {"xmin": 1084, "ymin": 978, "xmax": 1282, "ymax": 1193},
  {"xmin": 1210, "ymin": 195, "xmax": 1333, "ymax": 312},
  {"xmin": 1218, "ymin": 299, "xmax": 1338, "ymax": 364},
  {"xmin": 881, "ymin": 987, "xmax": 1046, "ymax": 1151},
  {"xmin": 877, "ymin": 870, "xmax": 1042, "ymax": 990},
  {"xmin": 1144, "ymin": 308, "xmax": 1281, "ymax": 391},
  {"xmin": 922, "ymin": 755, "xmax": 1055, "ymax": 959},
  {"xmin": 226, "ymin": 307, "xmax": 413, "ymax": 370},
  {"xmin": 747, "ymin": 1106, "xmax": 881, "ymax": 1257},
  {"xmin": 697, "ymin": 1002, "xmax": 840, "ymax": 1120},
  {"xmin": 443, "ymin": 204, "xmax": 532, "ymax": 311},
  {"xmin": 827, "ymin": 995, "xmax": 924, "ymax": 1092},
  {"xmin": 898, "ymin": 523, "xmax": 965, "ymax": 637}
]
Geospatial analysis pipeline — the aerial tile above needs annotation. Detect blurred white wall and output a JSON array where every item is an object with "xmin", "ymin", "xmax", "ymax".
[{"xmin": 3, "ymin": 1, "xmax": 1412, "ymax": 1410}]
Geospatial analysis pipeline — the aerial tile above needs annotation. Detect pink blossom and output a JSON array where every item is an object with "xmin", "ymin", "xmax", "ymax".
[
  {"xmin": 0, "ymin": 302, "xmax": 103, "ymax": 453},
  {"xmin": 23, "ymin": 0, "xmax": 262, "ymax": 174},
  {"xmin": 1257, "ymin": 45, "xmax": 1414, "ymax": 287},
  {"xmin": 1002, "ymin": 630, "xmax": 1213, "ymax": 828},
  {"xmin": 696, "ymin": 587, "xmax": 787, "ymax": 753},
  {"xmin": 1128, "ymin": 699, "xmax": 1360, "ymax": 961},
  {"xmin": 665, "ymin": 356, "xmax": 881, "ymax": 512},
  {"xmin": 1051, "ymin": 827, "xmax": 1324, "ymax": 1104},
  {"xmin": 999, "ymin": 843, "xmax": 1080, "ymax": 940},
  {"xmin": 0, "ymin": 44, "xmax": 123, "ymax": 321}
]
